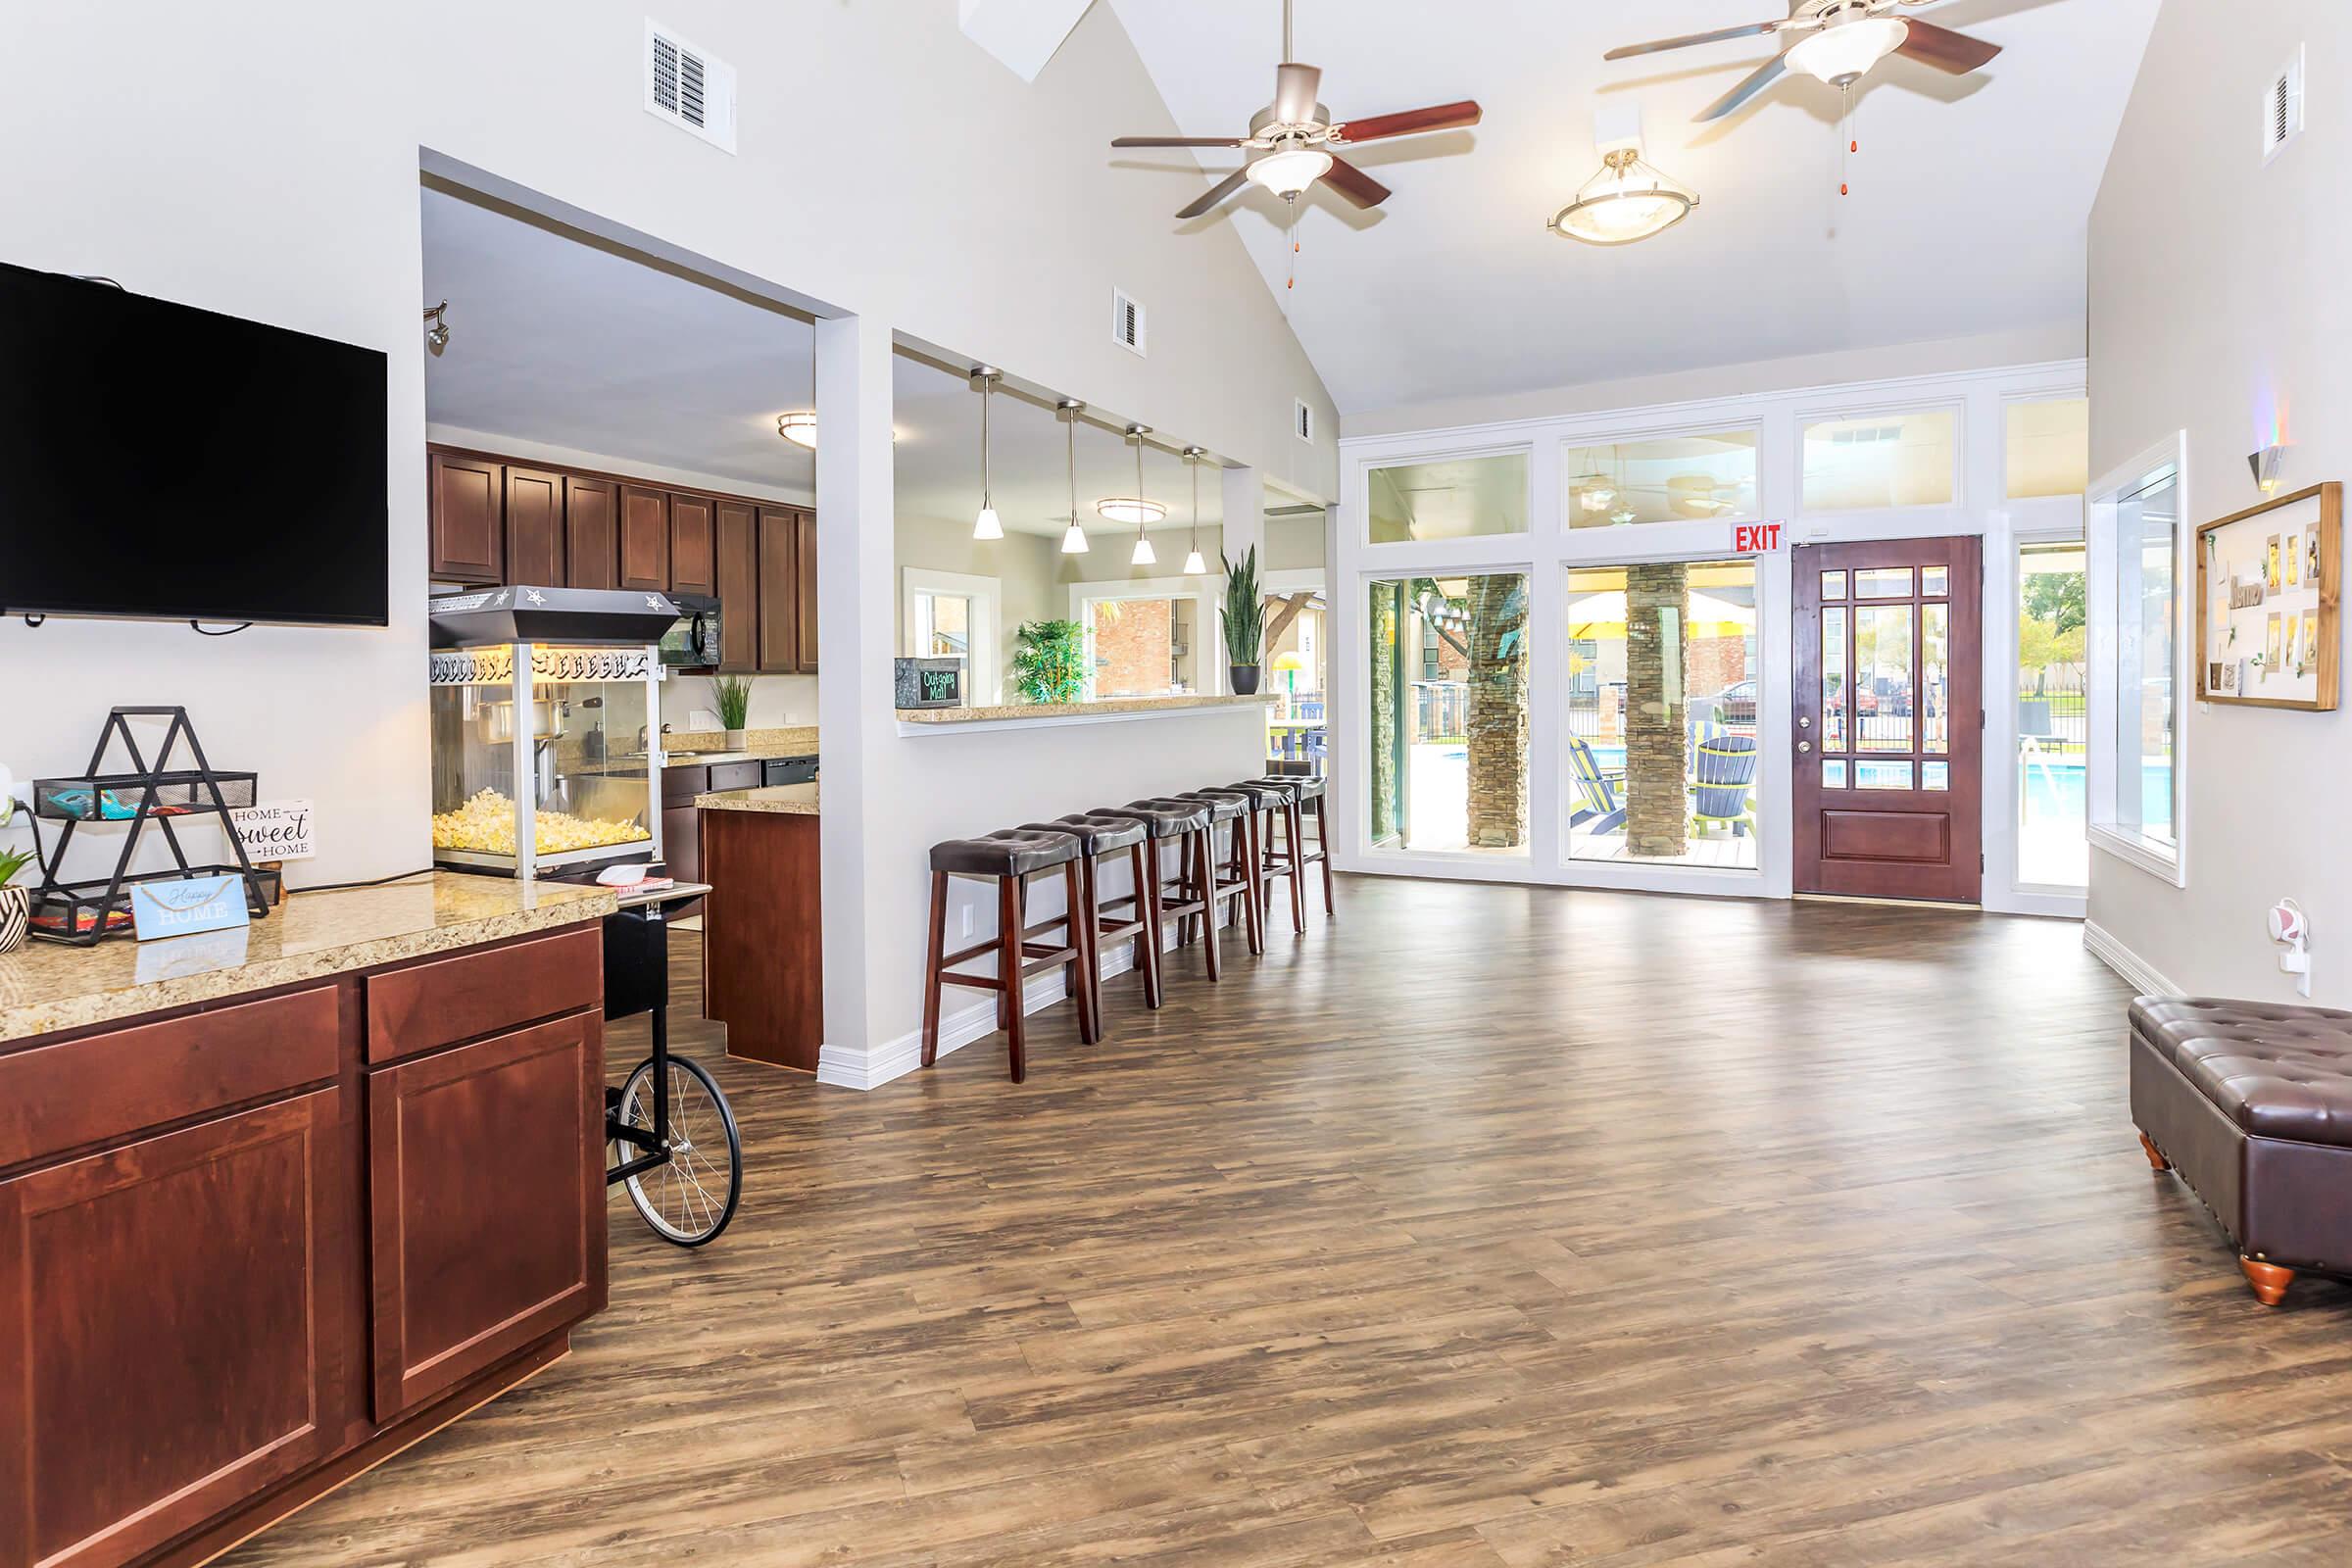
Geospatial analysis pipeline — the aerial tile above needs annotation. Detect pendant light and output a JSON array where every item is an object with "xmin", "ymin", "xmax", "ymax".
[
  {"xmin": 1118, "ymin": 426, "xmax": 1156, "ymax": 565},
  {"xmin": 970, "ymin": 368, "xmax": 1003, "ymax": 540},
  {"xmin": 1181, "ymin": 448, "xmax": 1208, "ymax": 575},
  {"xmin": 1058, "ymin": 401, "xmax": 1089, "ymax": 555}
]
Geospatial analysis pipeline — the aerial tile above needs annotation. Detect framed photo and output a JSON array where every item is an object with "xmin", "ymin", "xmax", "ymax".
[{"xmin": 2196, "ymin": 482, "xmax": 2341, "ymax": 710}]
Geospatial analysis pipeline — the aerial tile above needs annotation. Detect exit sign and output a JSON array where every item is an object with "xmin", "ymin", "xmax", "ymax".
[{"xmin": 1735, "ymin": 522, "xmax": 1786, "ymax": 554}]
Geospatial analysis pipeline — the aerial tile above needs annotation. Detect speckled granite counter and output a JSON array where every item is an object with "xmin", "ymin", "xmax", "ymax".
[
  {"xmin": 896, "ymin": 694, "xmax": 1272, "ymax": 729},
  {"xmin": 0, "ymin": 872, "xmax": 614, "ymax": 1043},
  {"xmin": 665, "ymin": 725, "xmax": 820, "ymax": 758},
  {"xmin": 696, "ymin": 782, "xmax": 819, "ymax": 814}
]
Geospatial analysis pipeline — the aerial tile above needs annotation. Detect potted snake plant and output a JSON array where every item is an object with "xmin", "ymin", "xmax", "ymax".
[{"xmin": 1221, "ymin": 545, "xmax": 1265, "ymax": 695}]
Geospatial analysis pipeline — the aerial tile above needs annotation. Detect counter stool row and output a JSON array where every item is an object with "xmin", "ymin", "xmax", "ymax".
[{"xmin": 921, "ymin": 774, "xmax": 1334, "ymax": 1082}]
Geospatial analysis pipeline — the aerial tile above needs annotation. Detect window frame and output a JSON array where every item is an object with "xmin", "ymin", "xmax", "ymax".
[
  {"xmin": 1066, "ymin": 575, "xmax": 1219, "ymax": 701},
  {"xmin": 901, "ymin": 566, "xmax": 1001, "ymax": 708},
  {"xmin": 1361, "ymin": 443, "xmax": 1535, "ymax": 551},
  {"xmin": 1796, "ymin": 402, "xmax": 1966, "ymax": 516},
  {"xmin": 1559, "ymin": 420, "xmax": 1765, "ymax": 535},
  {"xmin": 2084, "ymin": 431, "xmax": 2190, "ymax": 888}
]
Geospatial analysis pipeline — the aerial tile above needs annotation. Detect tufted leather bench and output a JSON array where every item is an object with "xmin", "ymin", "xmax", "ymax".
[{"xmin": 2130, "ymin": 995, "xmax": 2352, "ymax": 1304}]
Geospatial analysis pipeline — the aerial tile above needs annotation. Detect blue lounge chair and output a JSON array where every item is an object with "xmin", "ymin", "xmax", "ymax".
[
  {"xmin": 1568, "ymin": 738, "xmax": 1627, "ymax": 835},
  {"xmin": 1690, "ymin": 735, "xmax": 1758, "ymax": 836}
]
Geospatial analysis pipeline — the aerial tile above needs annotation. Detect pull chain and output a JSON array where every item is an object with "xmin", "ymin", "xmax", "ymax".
[
  {"xmin": 1286, "ymin": 199, "xmax": 1299, "ymax": 290},
  {"xmin": 1838, "ymin": 82, "xmax": 1858, "ymax": 197}
]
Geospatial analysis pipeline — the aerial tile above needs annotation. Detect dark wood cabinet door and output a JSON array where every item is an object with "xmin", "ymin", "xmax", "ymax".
[
  {"xmin": 0, "ymin": 1092, "xmax": 345, "ymax": 1568},
  {"xmin": 366, "ymin": 1011, "xmax": 605, "ymax": 1421},
  {"xmin": 563, "ymin": 476, "xmax": 619, "ymax": 591},
  {"xmin": 617, "ymin": 486, "xmax": 671, "ymax": 592},
  {"xmin": 714, "ymin": 501, "xmax": 759, "ymax": 670},
  {"xmin": 503, "ymin": 467, "xmax": 565, "ymax": 587},
  {"xmin": 757, "ymin": 507, "xmax": 802, "ymax": 673},
  {"xmin": 669, "ymin": 494, "xmax": 716, "ymax": 597},
  {"xmin": 428, "ymin": 453, "xmax": 503, "ymax": 584},
  {"xmin": 794, "ymin": 511, "xmax": 819, "ymax": 672}
]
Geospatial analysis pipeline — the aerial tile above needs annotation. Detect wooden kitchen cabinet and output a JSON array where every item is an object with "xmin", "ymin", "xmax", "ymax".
[
  {"xmin": 563, "ymin": 476, "xmax": 619, "ymax": 590},
  {"xmin": 427, "ymin": 452, "xmax": 504, "ymax": 584},
  {"xmin": 503, "ymin": 466, "xmax": 565, "ymax": 587},
  {"xmin": 714, "ymin": 501, "xmax": 759, "ymax": 670},
  {"xmin": 794, "ymin": 510, "xmax": 819, "ymax": 671},
  {"xmin": 669, "ymin": 494, "xmax": 715, "ymax": 597},
  {"xmin": 617, "ymin": 486, "xmax": 671, "ymax": 592},
  {"xmin": 757, "ymin": 507, "xmax": 802, "ymax": 673}
]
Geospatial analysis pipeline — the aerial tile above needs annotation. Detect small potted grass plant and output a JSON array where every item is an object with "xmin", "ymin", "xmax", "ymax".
[
  {"xmin": 0, "ymin": 846, "xmax": 32, "ymax": 956},
  {"xmin": 1221, "ymin": 545, "xmax": 1265, "ymax": 695},
  {"xmin": 711, "ymin": 673, "xmax": 754, "ymax": 750}
]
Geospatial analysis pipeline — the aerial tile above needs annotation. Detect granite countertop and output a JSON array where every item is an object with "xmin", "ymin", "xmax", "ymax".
[
  {"xmin": 897, "ymin": 693, "xmax": 1274, "ymax": 725},
  {"xmin": 0, "ymin": 873, "xmax": 615, "ymax": 1044},
  {"xmin": 696, "ymin": 782, "xmax": 819, "ymax": 815},
  {"xmin": 664, "ymin": 725, "xmax": 819, "ymax": 760}
]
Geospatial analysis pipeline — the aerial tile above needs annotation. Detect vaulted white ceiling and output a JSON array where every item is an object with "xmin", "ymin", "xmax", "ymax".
[{"xmin": 1105, "ymin": 0, "xmax": 2159, "ymax": 417}]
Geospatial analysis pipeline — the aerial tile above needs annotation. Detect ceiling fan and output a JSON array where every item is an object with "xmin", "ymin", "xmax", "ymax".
[
  {"xmin": 1109, "ymin": 0, "xmax": 1482, "ymax": 221},
  {"xmin": 1606, "ymin": 0, "xmax": 2003, "ymax": 122}
]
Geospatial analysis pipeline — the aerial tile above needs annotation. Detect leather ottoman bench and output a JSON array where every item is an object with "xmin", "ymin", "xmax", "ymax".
[{"xmin": 2131, "ymin": 996, "xmax": 2352, "ymax": 1305}]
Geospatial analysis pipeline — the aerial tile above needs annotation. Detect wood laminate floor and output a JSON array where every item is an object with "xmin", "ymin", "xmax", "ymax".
[{"xmin": 223, "ymin": 877, "xmax": 2352, "ymax": 1567}]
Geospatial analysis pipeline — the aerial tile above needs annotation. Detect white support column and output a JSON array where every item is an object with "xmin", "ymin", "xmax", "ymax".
[
  {"xmin": 1524, "ymin": 436, "xmax": 1564, "ymax": 872},
  {"xmin": 813, "ymin": 311, "xmax": 897, "ymax": 1056},
  {"xmin": 1219, "ymin": 465, "xmax": 1266, "ymax": 690}
]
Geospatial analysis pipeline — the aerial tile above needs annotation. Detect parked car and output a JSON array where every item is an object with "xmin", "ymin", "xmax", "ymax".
[{"xmin": 1703, "ymin": 679, "xmax": 1758, "ymax": 726}]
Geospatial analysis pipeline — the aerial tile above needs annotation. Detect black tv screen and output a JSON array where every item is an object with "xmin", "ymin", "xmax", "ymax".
[{"xmin": 0, "ymin": 264, "xmax": 389, "ymax": 626}]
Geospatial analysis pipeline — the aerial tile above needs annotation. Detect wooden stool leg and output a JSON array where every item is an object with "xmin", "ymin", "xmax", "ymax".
[
  {"xmin": 2240, "ymin": 1256, "xmax": 2295, "ymax": 1307},
  {"xmin": 1176, "ymin": 834, "xmax": 1197, "ymax": 947},
  {"xmin": 1196, "ymin": 825, "xmax": 1222, "ymax": 981},
  {"xmin": 1316, "ymin": 797, "xmax": 1335, "ymax": 915},
  {"xmin": 1284, "ymin": 800, "xmax": 1306, "ymax": 934},
  {"xmin": 1132, "ymin": 840, "xmax": 1162, "ymax": 1008},
  {"xmin": 1067, "ymin": 857, "xmax": 1100, "ymax": 1045},
  {"xmin": 1240, "ymin": 811, "xmax": 1266, "ymax": 956},
  {"xmin": 2138, "ymin": 1131, "xmax": 2170, "ymax": 1171},
  {"xmin": 921, "ymin": 871, "xmax": 949, "ymax": 1068},
  {"xmin": 999, "ymin": 873, "xmax": 1027, "ymax": 1082}
]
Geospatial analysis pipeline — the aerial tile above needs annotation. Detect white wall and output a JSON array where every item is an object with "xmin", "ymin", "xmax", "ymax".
[
  {"xmin": 0, "ymin": 0, "xmax": 1335, "ymax": 896},
  {"xmin": 2085, "ymin": 4, "xmax": 2352, "ymax": 1000}
]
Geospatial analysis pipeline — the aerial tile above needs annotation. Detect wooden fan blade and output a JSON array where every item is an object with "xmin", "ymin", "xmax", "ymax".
[
  {"xmin": 1894, "ymin": 19, "xmax": 2002, "ymax": 74},
  {"xmin": 1321, "ymin": 156, "xmax": 1392, "ymax": 210},
  {"xmin": 1332, "ymin": 100, "xmax": 1482, "ymax": 144},
  {"xmin": 1273, "ymin": 63, "xmax": 1323, "ymax": 124},
  {"xmin": 1113, "ymin": 135, "xmax": 1245, "ymax": 148},
  {"xmin": 1176, "ymin": 169, "xmax": 1250, "ymax": 220},
  {"xmin": 1695, "ymin": 53, "xmax": 1787, "ymax": 122},
  {"xmin": 1604, "ymin": 20, "xmax": 1782, "ymax": 61}
]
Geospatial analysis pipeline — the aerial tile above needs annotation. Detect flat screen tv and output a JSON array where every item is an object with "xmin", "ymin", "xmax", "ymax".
[{"xmin": 0, "ymin": 263, "xmax": 389, "ymax": 627}]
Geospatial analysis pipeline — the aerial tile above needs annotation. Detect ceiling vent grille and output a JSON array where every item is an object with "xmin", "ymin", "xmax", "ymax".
[
  {"xmin": 2264, "ymin": 46, "xmax": 2304, "ymax": 164},
  {"xmin": 1112, "ymin": 288, "xmax": 1146, "ymax": 356},
  {"xmin": 1294, "ymin": 399, "xmax": 1315, "ymax": 444},
  {"xmin": 645, "ymin": 21, "xmax": 737, "ymax": 154}
]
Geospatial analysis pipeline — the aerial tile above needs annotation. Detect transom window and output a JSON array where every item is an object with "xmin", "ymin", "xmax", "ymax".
[
  {"xmin": 1561, "ymin": 430, "xmax": 1758, "ymax": 529},
  {"xmin": 1367, "ymin": 453, "xmax": 1529, "ymax": 543},
  {"xmin": 1802, "ymin": 410, "xmax": 1957, "ymax": 511}
]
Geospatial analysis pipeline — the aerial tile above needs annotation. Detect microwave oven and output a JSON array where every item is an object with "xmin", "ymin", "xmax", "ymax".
[{"xmin": 659, "ymin": 594, "xmax": 723, "ymax": 670}]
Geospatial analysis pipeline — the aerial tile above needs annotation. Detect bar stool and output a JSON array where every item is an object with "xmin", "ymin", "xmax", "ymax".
[
  {"xmin": 1257, "ymin": 773, "xmax": 1334, "ymax": 916},
  {"xmin": 1097, "ymin": 799, "xmax": 1219, "ymax": 984},
  {"xmin": 922, "ymin": 827, "xmax": 1087, "ymax": 1083},
  {"xmin": 1024, "ymin": 811, "xmax": 1153, "ymax": 1039},
  {"xmin": 1169, "ymin": 788, "xmax": 1264, "ymax": 957},
  {"xmin": 1223, "ymin": 779, "xmax": 1302, "ymax": 935}
]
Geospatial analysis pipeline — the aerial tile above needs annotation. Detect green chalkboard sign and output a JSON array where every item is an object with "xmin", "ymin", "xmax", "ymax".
[{"xmin": 894, "ymin": 656, "xmax": 965, "ymax": 709}]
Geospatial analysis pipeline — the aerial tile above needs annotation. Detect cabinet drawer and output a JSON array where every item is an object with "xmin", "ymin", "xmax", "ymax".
[
  {"xmin": 662, "ymin": 764, "xmax": 711, "ymax": 806},
  {"xmin": 365, "ymin": 926, "xmax": 601, "ymax": 1065},
  {"xmin": 0, "ymin": 987, "xmax": 340, "ymax": 1171},
  {"xmin": 708, "ymin": 760, "xmax": 761, "ymax": 794}
]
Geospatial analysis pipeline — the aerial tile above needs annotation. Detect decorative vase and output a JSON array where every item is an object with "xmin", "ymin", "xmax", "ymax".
[
  {"xmin": 0, "ymin": 887, "xmax": 27, "ymax": 956},
  {"xmin": 723, "ymin": 728, "xmax": 748, "ymax": 750},
  {"xmin": 1229, "ymin": 663, "xmax": 1262, "ymax": 696}
]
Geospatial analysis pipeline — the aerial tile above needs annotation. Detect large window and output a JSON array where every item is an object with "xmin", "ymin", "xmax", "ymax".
[
  {"xmin": 1367, "ymin": 571, "xmax": 1529, "ymax": 854},
  {"xmin": 2018, "ymin": 540, "xmax": 2088, "ymax": 889},
  {"xmin": 2089, "ymin": 450, "xmax": 2182, "ymax": 879},
  {"xmin": 1077, "ymin": 591, "xmax": 1200, "ymax": 699},
  {"xmin": 1368, "ymin": 453, "xmax": 1528, "ymax": 543},
  {"xmin": 1802, "ymin": 411, "xmax": 1957, "ymax": 511},
  {"xmin": 1566, "ymin": 561, "xmax": 1761, "ymax": 869},
  {"xmin": 1265, "ymin": 583, "xmax": 1327, "ymax": 772},
  {"xmin": 902, "ymin": 567, "xmax": 1000, "ymax": 707},
  {"xmin": 1562, "ymin": 431, "xmax": 1757, "ymax": 529},
  {"xmin": 2006, "ymin": 399, "xmax": 2090, "ymax": 500}
]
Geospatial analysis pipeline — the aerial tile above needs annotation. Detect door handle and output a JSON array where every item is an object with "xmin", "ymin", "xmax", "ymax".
[{"xmin": 1798, "ymin": 715, "xmax": 1811, "ymax": 729}]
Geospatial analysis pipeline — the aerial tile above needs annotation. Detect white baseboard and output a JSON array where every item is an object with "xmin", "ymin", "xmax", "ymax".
[
  {"xmin": 814, "ymin": 944, "xmax": 1145, "ymax": 1092},
  {"xmin": 2083, "ymin": 919, "xmax": 2180, "ymax": 998}
]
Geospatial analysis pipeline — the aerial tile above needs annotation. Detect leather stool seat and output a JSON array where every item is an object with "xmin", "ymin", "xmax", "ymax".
[
  {"xmin": 1169, "ymin": 789, "xmax": 1247, "ymax": 822},
  {"xmin": 1024, "ymin": 812, "xmax": 1150, "ymax": 857},
  {"xmin": 1101, "ymin": 800, "xmax": 1212, "ymax": 837},
  {"xmin": 1258, "ymin": 773, "xmax": 1326, "ymax": 800},
  {"xmin": 1222, "ymin": 779, "xmax": 1296, "ymax": 807},
  {"xmin": 930, "ymin": 827, "xmax": 1081, "ymax": 878}
]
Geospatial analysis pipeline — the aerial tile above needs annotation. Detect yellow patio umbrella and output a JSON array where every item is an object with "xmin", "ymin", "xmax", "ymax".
[{"xmin": 1565, "ymin": 587, "xmax": 1753, "ymax": 640}]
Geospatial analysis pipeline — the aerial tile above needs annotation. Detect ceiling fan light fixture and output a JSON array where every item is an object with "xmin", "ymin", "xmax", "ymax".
[
  {"xmin": 1548, "ymin": 148, "xmax": 1697, "ymax": 245},
  {"xmin": 1786, "ymin": 15, "xmax": 1909, "ymax": 86},
  {"xmin": 1246, "ymin": 146, "xmax": 1335, "ymax": 199},
  {"xmin": 777, "ymin": 410, "xmax": 818, "ymax": 449}
]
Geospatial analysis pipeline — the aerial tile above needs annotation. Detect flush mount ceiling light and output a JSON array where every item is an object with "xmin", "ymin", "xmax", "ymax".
[
  {"xmin": 1182, "ymin": 448, "xmax": 1209, "ymax": 575},
  {"xmin": 970, "ymin": 368, "xmax": 1003, "ymax": 540},
  {"xmin": 1548, "ymin": 147, "xmax": 1698, "ymax": 245},
  {"xmin": 776, "ymin": 410, "xmax": 817, "ymax": 449},
  {"xmin": 1574, "ymin": 474, "xmax": 1617, "ymax": 513},
  {"xmin": 1058, "ymin": 401, "xmax": 1090, "ymax": 555},
  {"xmin": 1785, "ymin": 13, "xmax": 1909, "ymax": 85},
  {"xmin": 1098, "ymin": 424, "xmax": 1169, "ymax": 533}
]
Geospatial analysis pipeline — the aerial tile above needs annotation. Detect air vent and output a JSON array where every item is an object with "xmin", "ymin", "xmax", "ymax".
[
  {"xmin": 645, "ymin": 20, "xmax": 737, "ymax": 154},
  {"xmin": 2264, "ymin": 45, "xmax": 2304, "ymax": 165},
  {"xmin": 1111, "ymin": 288, "xmax": 1146, "ymax": 356},
  {"xmin": 1294, "ymin": 399, "xmax": 1315, "ymax": 444}
]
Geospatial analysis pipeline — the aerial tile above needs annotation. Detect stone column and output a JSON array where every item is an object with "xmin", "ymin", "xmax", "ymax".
[
  {"xmin": 1625, "ymin": 563, "xmax": 1689, "ymax": 858},
  {"xmin": 1368, "ymin": 580, "xmax": 1399, "ymax": 844},
  {"xmin": 1465, "ymin": 574, "xmax": 1529, "ymax": 849}
]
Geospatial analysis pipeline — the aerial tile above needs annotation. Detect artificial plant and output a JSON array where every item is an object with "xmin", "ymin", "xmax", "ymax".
[
  {"xmin": 1220, "ymin": 545, "xmax": 1265, "ymax": 669},
  {"xmin": 710, "ymin": 673, "xmax": 755, "ymax": 732},
  {"xmin": 1012, "ymin": 618, "xmax": 1088, "ymax": 704}
]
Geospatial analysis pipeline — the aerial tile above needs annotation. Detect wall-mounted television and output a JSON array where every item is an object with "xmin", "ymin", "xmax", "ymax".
[{"xmin": 0, "ymin": 263, "xmax": 389, "ymax": 627}]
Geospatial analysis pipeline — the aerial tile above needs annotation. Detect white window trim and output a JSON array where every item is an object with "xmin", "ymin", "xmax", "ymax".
[
  {"xmin": 1793, "ymin": 397, "xmax": 1968, "ymax": 518},
  {"xmin": 1361, "ymin": 441, "xmax": 1536, "ymax": 551},
  {"xmin": 2084, "ymin": 431, "xmax": 2189, "ymax": 888},
  {"xmin": 1989, "ymin": 506, "xmax": 2091, "ymax": 916},
  {"xmin": 1067, "ymin": 575, "xmax": 1220, "ymax": 699},
  {"xmin": 901, "ymin": 566, "xmax": 1002, "ymax": 708}
]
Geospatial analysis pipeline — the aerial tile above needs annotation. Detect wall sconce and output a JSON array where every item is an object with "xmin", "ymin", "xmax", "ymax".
[
  {"xmin": 2249, "ymin": 445, "xmax": 2284, "ymax": 494},
  {"xmin": 423, "ymin": 300, "xmax": 450, "ymax": 356}
]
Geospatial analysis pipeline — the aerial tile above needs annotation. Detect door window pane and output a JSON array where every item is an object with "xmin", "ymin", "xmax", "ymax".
[
  {"xmin": 1368, "ymin": 572, "xmax": 1529, "ymax": 853},
  {"xmin": 1924, "ymin": 761, "xmax": 1950, "ymax": 791},
  {"xmin": 1922, "ymin": 566, "xmax": 1949, "ymax": 597},
  {"xmin": 1854, "ymin": 606, "xmax": 1914, "ymax": 751},
  {"xmin": 1857, "ymin": 760, "xmax": 1915, "ymax": 789},
  {"xmin": 1562, "ymin": 431, "xmax": 1758, "ymax": 528},
  {"xmin": 1824, "ymin": 760, "xmax": 1847, "ymax": 789},
  {"xmin": 1822, "ymin": 607, "xmax": 1847, "ymax": 750},
  {"xmin": 1923, "ymin": 604, "xmax": 1948, "ymax": 754},
  {"xmin": 1567, "ymin": 561, "xmax": 1760, "ymax": 870},
  {"xmin": 2020, "ymin": 540, "xmax": 2088, "ymax": 887},
  {"xmin": 1855, "ymin": 567, "xmax": 1913, "ymax": 598},
  {"xmin": 1369, "ymin": 454, "xmax": 1529, "ymax": 543},
  {"xmin": 1803, "ymin": 411, "xmax": 1958, "ymax": 510},
  {"xmin": 1821, "ymin": 570, "xmax": 1847, "ymax": 599},
  {"xmin": 2007, "ymin": 399, "xmax": 2090, "ymax": 500}
]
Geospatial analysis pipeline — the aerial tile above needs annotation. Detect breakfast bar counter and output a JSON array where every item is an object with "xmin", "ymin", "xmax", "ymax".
[
  {"xmin": 895, "ymin": 692, "xmax": 1273, "ymax": 733},
  {"xmin": 696, "ymin": 782, "xmax": 823, "ymax": 1070}
]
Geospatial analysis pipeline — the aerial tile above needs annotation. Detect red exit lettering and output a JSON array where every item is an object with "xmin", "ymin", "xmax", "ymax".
[{"xmin": 1735, "ymin": 522, "xmax": 1785, "ymax": 554}]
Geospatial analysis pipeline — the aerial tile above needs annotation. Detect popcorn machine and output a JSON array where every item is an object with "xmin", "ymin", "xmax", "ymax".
[{"xmin": 427, "ymin": 586, "xmax": 680, "ymax": 880}]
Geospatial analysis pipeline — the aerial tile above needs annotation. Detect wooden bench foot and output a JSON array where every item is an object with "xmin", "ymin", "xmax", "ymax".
[
  {"xmin": 2239, "ymin": 1256, "xmax": 2295, "ymax": 1307},
  {"xmin": 2138, "ymin": 1131, "xmax": 2171, "ymax": 1171}
]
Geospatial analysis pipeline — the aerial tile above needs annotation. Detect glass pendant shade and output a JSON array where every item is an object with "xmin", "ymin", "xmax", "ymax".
[
  {"xmin": 1182, "ymin": 549, "xmax": 1208, "ymax": 576},
  {"xmin": 1246, "ymin": 147, "xmax": 1334, "ymax": 199},
  {"xmin": 972, "ymin": 506, "xmax": 1003, "ymax": 541},
  {"xmin": 1549, "ymin": 149, "xmax": 1698, "ymax": 246},
  {"xmin": 1786, "ymin": 17, "xmax": 1908, "ymax": 84},
  {"xmin": 1061, "ymin": 520, "xmax": 1090, "ymax": 554},
  {"xmin": 971, "ymin": 368, "xmax": 1002, "ymax": 540},
  {"xmin": 1131, "ymin": 535, "xmax": 1156, "ymax": 565}
]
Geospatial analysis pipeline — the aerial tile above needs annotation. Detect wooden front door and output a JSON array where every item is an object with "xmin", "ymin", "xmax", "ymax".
[{"xmin": 1792, "ymin": 536, "xmax": 1983, "ymax": 902}]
